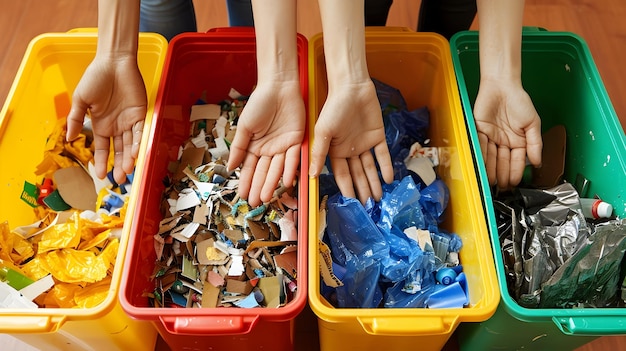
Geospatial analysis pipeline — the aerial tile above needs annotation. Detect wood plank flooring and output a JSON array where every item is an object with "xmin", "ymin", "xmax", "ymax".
[{"xmin": 1, "ymin": 1, "xmax": 625, "ymax": 351}]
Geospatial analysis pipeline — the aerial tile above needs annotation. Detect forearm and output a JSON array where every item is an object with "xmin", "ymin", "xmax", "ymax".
[
  {"xmin": 477, "ymin": 0, "xmax": 524, "ymax": 83},
  {"xmin": 318, "ymin": 0, "xmax": 370, "ymax": 88},
  {"xmin": 97, "ymin": 0, "xmax": 140, "ymax": 59},
  {"xmin": 251, "ymin": 0, "xmax": 299, "ymax": 83}
]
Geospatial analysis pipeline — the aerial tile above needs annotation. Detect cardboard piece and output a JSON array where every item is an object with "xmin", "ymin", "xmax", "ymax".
[
  {"xmin": 225, "ymin": 278, "xmax": 254, "ymax": 295},
  {"xmin": 197, "ymin": 240, "xmax": 229, "ymax": 265},
  {"xmin": 192, "ymin": 204, "xmax": 209, "ymax": 225},
  {"xmin": 190, "ymin": 104, "xmax": 222, "ymax": 121},
  {"xmin": 175, "ymin": 147, "xmax": 205, "ymax": 181},
  {"xmin": 53, "ymin": 166, "xmax": 97, "ymax": 210},
  {"xmin": 274, "ymin": 250, "xmax": 298, "ymax": 276},
  {"xmin": 318, "ymin": 240, "xmax": 343, "ymax": 288},
  {"xmin": 202, "ymin": 282, "xmax": 221, "ymax": 308},
  {"xmin": 257, "ymin": 276, "xmax": 282, "ymax": 308},
  {"xmin": 207, "ymin": 270, "xmax": 225, "ymax": 287},
  {"xmin": 531, "ymin": 125, "xmax": 567, "ymax": 188},
  {"xmin": 405, "ymin": 156, "xmax": 436, "ymax": 186}
]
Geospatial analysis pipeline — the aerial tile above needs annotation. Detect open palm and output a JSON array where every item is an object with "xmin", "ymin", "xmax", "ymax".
[
  {"xmin": 310, "ymin": 80, "xmax": 393, "ymax": 204},
  {"xmin": 228, "ymin": 80, "xmax": 305, "ymax": 207},
  {"xmin": 473, "ymin": 78, "xmax": 542, "ymax": 189},
  {"xmin": 67, "ymin": 56, "xmax": 147, "ymax": 184}
]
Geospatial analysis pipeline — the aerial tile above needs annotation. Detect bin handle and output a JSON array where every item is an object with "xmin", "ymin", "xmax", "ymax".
[
  {"xmin": 553, "ymin": 316, "xmax": 626, "ymax": 335},
  {"xmin": 159, "ymin": 315, "xmax": 259, "ymax": 335},
  {"xmin": 357, "ymin": 315, "xmax": 458, "ymax": 336},
  {"xmin": 0, "ymin": 316, "xmax": 62, "ymax": 333}
]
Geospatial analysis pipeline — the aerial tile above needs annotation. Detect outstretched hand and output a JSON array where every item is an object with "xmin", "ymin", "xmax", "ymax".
[
  {"xmin": 309, "ymin": 80, "xmax": 394, "ymax": 204},
  {"xmin": 227, "ymin": 80, "xmax": 305, "ymax": 208},
  {"xmin": 473, "ymin": 78, "xmax": 542, "ymax": 189},
  {"xmin": 66, "ymin": 55, "xmax": 147, "ymax": 184}
]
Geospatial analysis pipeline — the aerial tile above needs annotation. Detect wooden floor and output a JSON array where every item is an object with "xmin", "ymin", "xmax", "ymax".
[{"xmin": 1, "ymin": 1, "xmax": 626, "ymax": 350}]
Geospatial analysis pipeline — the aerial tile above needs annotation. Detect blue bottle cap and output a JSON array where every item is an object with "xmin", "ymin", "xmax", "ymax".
[{"xmin": 436, "ymin": 268, "xmax": 457, "ymax": 285}]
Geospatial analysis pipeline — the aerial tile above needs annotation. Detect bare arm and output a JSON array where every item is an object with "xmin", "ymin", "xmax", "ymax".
[
  {"xmin": 227, "ymin": 0, "xmax": 305, "ymax": 207},
  {"xmin": 67, "ymin": 0, "xmax": 145, "ymax": 184},
  {"xmin": 474, "ymin": 0, "xmax": 542, "ymax": 188},
  {"xmin": 310, "ymin": 0, "xmax": 393, "ymax": 204}
]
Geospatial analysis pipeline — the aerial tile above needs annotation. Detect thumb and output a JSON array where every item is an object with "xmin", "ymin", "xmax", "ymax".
[
  {"xmin": 227, "ymin": 126, "xmax": 251, "ymax": 172},
  {"xmin": 309, "ymin": 126, "xmax": 331, "ymax": 178},
  {"xmin": 66, "ymin": 98, "xmax": 89, "ymax": 142}
]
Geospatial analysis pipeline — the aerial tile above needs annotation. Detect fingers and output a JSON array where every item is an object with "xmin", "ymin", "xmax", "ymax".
[
  {"xmin": 282, "ymin": 145, "xmax": 300, "ymax": 187},
  {"xmin": 360, "ymin": 151, "xmax": 383, "ymax": 202},
  {"xmin": 112, "ymin": 135, "xmax": 127, "ymax": 185},
  {"xmin": 227, "ymin": 129, "xmax": 251, "ymax": 172},
  {"xmin": 248, "ymin": 156, "xmax": 271, "ymax": 208},
  {"xmin": 496, "ymin": 145, "xmax": 511, "ymax": 189},
  {"xmin": 525, "ymin": 121, "xmax": 543, "ymax": 168},
  {"xmin": 509, "ymin": 147, "xmax": 527, "ymax": 187},
  {"xmin": 374, "ymin": 141, "xmax": 393, "ymax": 185},
  {"xmin": 131, "ymin": 120, "xmax": 144, "ymax": 159},
  {"xmin": 93, "ymin": 134, "xmax": 111, "ymax": 180},
  {"xmin": 331, "ymin": 158, "xmax": 356, "ymax": 200},
  {"xmin": 484, "ymin": 136, "xmax": 498, "ymax": 186},
  {"xmin": 309, "ymin": 128, "xmax": 331, "ymax": 178},
  {"xmin": 238, "ymin": 152, "xmax": 258, "ymax": 204},
  {"xmin": 261, "ymin": 154, "xmax": 285, "ymax": 204},
  {"xmin": 66, "ymin": 103, "xmax": 88, "ymax": 142}
]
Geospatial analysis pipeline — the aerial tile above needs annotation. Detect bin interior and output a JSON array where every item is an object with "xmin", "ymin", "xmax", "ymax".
[
  {"xmin": 452, "ymin": 30, "xmax": 626, "ymax": 323},
  {"xmin": 121, "ymin": 32, "xmax": 309, "ymax": 324}
]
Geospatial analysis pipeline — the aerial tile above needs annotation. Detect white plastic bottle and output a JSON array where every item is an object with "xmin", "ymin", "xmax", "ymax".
[{"xmin": 579, "ymin": 198, "xmax": 613, "ymax": 219}]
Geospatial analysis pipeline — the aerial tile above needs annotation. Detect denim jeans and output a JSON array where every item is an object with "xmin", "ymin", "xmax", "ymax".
[{"xmin": 139, "ymin": 0, "xmax": 253, "ymax": 41}]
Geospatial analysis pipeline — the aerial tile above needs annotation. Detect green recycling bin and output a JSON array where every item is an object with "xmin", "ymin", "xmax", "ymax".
[{"xmin": 451, "ymin": 30, "xmax": 626, "ymax": 351}]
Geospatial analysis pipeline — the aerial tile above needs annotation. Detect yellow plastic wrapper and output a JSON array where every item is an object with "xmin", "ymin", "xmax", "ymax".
[
  {"xmin": 73, "ymin": 277, "xmax": 112, "ymax": 308},
  {"xmin": 37, "ymin": 239, "xmax": 119, "ymax": 284},
  {"xmin": 0, "ymin": 221, "xmax": 35, "ymax": 264},
  {"xmin": 34, "ymin": 118, "xmax": 93, "ymax": 179},
  {"xmin": 37, "ymin": 220, "xmax": 82, "ymax": 254}
]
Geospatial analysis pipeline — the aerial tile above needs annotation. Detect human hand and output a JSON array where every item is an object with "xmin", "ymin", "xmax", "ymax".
[
  {"xmin": 227, "ymin": 80, "xmax": 305, "ymax": 208},
  {"xmin": 309, "ymin": 80, "xmax": 394, "ymax": 204},
  {"xmin": 473, "ymin": 78, "xmax": 542, "ymax": 189},
  {"xmin": 66, "ymin": 55, "xmax": 147, "ymax": 184}
]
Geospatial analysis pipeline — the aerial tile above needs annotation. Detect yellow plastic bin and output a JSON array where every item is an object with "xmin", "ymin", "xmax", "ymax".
[
  {"xmin": 307, "ymin": 27, "xmax": 500, "ymax": 351},
  {"xmin": 0, "ymin": 30, "xmax": 167, "ymax": 351}
]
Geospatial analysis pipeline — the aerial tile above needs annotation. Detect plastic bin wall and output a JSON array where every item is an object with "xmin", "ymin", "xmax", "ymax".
[
  {"xmin": 0, "ymin": 31, "xmax": 166, "ymax": 351},
  {"xmin": 307, "ymin": 28, "xmax": 499, "ymax": 351},
  {"xmin": 119, "ymin": 28, "xmax": 309, "ymax": 351},
  {"xmin": 451, "ymin": 30, "xmax": 626, "ymax": 351}
]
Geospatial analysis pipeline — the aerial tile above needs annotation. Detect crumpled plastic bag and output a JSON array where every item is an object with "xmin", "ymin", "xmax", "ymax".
[{"xmin": 325, "ymin": 176, "xmax": 461, "ymax": 308}]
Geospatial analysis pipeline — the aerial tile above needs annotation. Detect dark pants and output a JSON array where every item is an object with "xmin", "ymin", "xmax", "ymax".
[
  {"xmin": 365, "ymin": 0, "xmax": 477, "ymax": 40},
  {"xmin": 140, "ymin": 0, "xmax": 476, "ymax": 42}
]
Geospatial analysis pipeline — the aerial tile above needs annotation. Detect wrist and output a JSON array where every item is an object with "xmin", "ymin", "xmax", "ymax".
[{"xmin": 96, "ymin": 0, "xmax": 140, "ymax": 57}]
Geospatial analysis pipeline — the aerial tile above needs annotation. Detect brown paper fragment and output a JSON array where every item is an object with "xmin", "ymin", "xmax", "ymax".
[
  {"xmin": 53, "ymin": 166, "xmax": 97, "ymax": 211},
  {"xmin": 247, "ymin": 221, "xmax": 270, "ymax": 241},
  {"xmin": 202, "ymin": 282, "xmax": 221, "ymax": 308},
  {"xmin": 175, "ymin": 147, "xmax": 205, "ymax": 181},
  {"xmin": 257, "ymin": 276, "xmax": 282, "ymax": 308},
  {"xmin": 274, "ymin": 250, "xmax": 297, "ymax": 275},
  {"xmin": 225, "ymin": 278, "xmax": 254, "ymax": 295}
]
